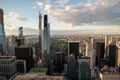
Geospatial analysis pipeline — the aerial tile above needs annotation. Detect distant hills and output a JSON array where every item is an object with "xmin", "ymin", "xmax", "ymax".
[{"xmin": 5, "ymin": 27, "xmax": 120, "ymax": 36}]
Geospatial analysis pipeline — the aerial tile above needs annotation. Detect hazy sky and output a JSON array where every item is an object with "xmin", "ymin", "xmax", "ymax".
[{"xmin": 0, "ymin": 0, "xmax": 120, "ymax": 35}]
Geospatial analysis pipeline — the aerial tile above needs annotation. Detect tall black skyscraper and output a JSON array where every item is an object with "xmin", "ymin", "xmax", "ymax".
[
  {"xmin": 96, "ymin": 42, "xmax": 105, "ymax": 66},
  {"xmin": 109, "ymin": 45, "xmax": 116, "ymax": 67},
  {"xmin": 68, "ymin": 41, "xmax": 79, "ymax": 60}
]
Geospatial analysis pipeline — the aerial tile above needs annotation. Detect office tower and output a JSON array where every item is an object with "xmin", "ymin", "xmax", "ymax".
[
  {"xmin": 15, "ymin": 46, "xmax": 34, "ymax": 72},
  {"xmin": 93, "ymin": 38, "xmax": 102, "ymax": 64},
  {"xmin": 56, "ymin": 52, "xmax": 63, "ymax": 73},
  {"xmin": 16, "ymin": 60, "xmax": 26, "ymax": 73},
  {"xmin": 68, "ymin": 41, "xmax": 79, "ymax": 60},
  {"xmin": 96, "ymin": 42, "xmax": 105, "ymax": 66},
  {"xmin": 67, "ymin": 54, "xmax": 77, "ymax": 80},
  {"xmin": 19, "ymin": 27, "xmax": 23, "ymax": 38},
  {"xmin": 0, "ymin": 8, "xmax": 6, "ymax": 55},
  {"xmin": 78, "ymin": 57, "xmax": 90, "ymax": 80},
  {"xmin": 16, "ymin": 27, "xmax": 24, "ymax": 46},
  {"xmin": 39, "ymin": 11, "xmax": 43, "ymax": 57},
  {"xmin": 0, "ymin": 56, "xmax": 17, "ymax": 79},
  {"xmin": 109, "ymin": 45, "xmax": 116, "ymax": 67}
]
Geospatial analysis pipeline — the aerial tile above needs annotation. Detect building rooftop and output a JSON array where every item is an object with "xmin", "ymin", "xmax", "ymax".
[
  {"xmin": 0, "ymin": 56, "xmax": 15, "ymax": 59},
  {"xmin": 28, "ymin": 68, "xmax": 47, "ymax": 75},
  {"xmin": 13, "ymin": 75, "xmax": 63, "ymax": 80},
  {"xmin": 80, "ymin": 56, "xmax": 90, "ymax": 59}
]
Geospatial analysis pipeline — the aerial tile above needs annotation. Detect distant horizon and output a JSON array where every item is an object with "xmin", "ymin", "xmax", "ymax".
[{"xmin": 5, "ymin": 28, "xmax": 120, "ymax": 36}]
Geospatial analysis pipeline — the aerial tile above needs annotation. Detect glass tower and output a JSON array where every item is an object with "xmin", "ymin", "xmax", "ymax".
[{"xmin": 0, "ymin": 8, "xmax": 6, "ymax": 55}]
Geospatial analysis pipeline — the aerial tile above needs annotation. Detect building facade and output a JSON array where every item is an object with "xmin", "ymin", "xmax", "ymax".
[
  {"xmin": 0, "ymin": 56, "xmax": 17, "ymax": 79},
  {"xmin": 67, "ymin": 54, "xmax": 77, "ymax": 80},
  {"xmin": 68, "ymin": 41, "xmax": 79, "ymax": 60},
  {"xmin": 78, "ymin": 57, "xmax": 91, "ymax": 80},
  {"xmin": 109, "ymin": 45, "xmax": 116, "ymax": 67},
  {"xmin": 0, "ymin": 8, "xmax": 6, "ymax": 55},
  {"xmin": 96, "ymin": 42, "xmax": 105, "ymax": 66},
  {"xmin": 15, "ymin": 46, "xmax": 34, "ymax": 72}
]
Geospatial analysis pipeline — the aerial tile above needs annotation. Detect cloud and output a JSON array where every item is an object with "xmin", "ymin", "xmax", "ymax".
[
  {"xmin": 36, "ymin": 0, "xmax": 120, "ymax": 27},
  {"xmin": 55, "ymin": 0, "xmax": 68, "ymax": 6},
  {"xmin": 36, "ymin": 1, "xmax": 44, "ymax": 8},
  {"xmin": 5, "ymin": 12, "xmax": 27, "ymax": 21}
]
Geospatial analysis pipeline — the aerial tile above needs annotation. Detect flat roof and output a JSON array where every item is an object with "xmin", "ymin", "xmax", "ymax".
[
  {"xmin": 0, "ymin": 56, "xmax": 15, "ymax": 59},
  {"xmin": 13, "ymin": 75, "xmax": 63, "ymax": 80},
  {"xmin": 29, "ymin": 68, "xmax": 47, "ymax": 75}
]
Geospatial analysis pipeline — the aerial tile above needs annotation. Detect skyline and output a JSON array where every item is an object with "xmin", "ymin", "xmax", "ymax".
[{"xmin": 0, "ymin": 0, "xmax": 120, "ymax": 35}]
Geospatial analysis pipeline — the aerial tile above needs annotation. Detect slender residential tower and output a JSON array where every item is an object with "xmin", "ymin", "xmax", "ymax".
[
  {"xmin": 42, "ymin": 14, "xmax": 48, "ymax": 68},
  {"xmin": 47, "ymin": 23, "xmax": 50, "ymax": 54},
  {"xmin": 44, "ymin": 14, "xmax": 48, "ymax": 53},
  {"xmin": 39, "ymin": 11, "xmax": 42, "ymax": 57},
  {"xmin": 0, "ymin": 8, "xmax": 6, "ymax": 55},
  {"xmin": 42, "ymin": 14, "xmax": 51, "ymax": 69}
]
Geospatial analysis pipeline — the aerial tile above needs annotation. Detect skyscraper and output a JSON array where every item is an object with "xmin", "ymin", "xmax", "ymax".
[
  {"xmin": 96, "ymin": 42, "xmax": 105, "ymax": 66},
  {"xmin": 44, "ymin": 14, "xmax": 48, "ymax": 53},
  {"xmin": 16, "ymin": 27, "xmax": 24, "ymax": 46},
  {"xmin": 109, "ymin": 45, "xmax": 116, "ymax": 67},
  {"xmin": 0, "ymin": 8, "xmax": 6, "ymax": 55},
  {"xmin": 42, "ymin": 14, "xmax": 50, "ymax": 68},
  {"xmin": 15, "ymin": 46, "xmax": 34, "ymax": 72},
  {"xmin": 39, "ymin": 11, "xmax": 43, "ymax": 57},
  {"xmin": 19, "ymin": 27, "xmax": 23, "ymax": 39},
  {"xmin": 67, "ymin": 54, "xmax": 77, "ymax": 80},
  {"xmin": 68, "ymin": 41, "xmax": 79, "ymax": 60}
]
